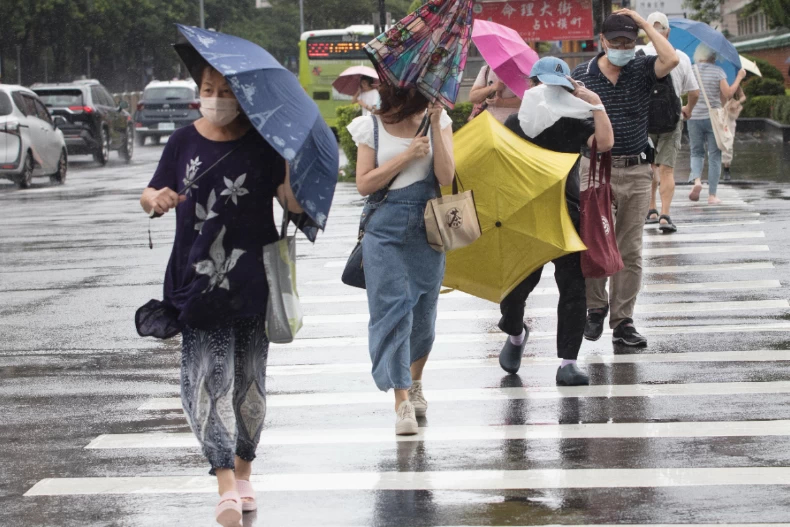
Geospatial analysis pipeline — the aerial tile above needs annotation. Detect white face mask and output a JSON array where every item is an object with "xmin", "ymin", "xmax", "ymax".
[{"xmin": 200, "ymin": 97, "xmax": 239, "ymax": 127}]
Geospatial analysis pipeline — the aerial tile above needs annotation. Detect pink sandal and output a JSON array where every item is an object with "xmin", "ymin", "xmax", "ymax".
[
  {"xmin": 215, "ymin": 490, "xmax": 242, "ymax": 526},
  {"xmin": 236, "ymin": 479, "xmax": 258, "ymax": 512}
]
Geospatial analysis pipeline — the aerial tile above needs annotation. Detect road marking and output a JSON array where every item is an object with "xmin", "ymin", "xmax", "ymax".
[
  {"xmin": 86, "ymin": 419, "xmax": 790, "ymax": 450},
  {"xmin": 642, "ymin": 245, "xmax": 770, "ymax": 256},
  {"xmin": 302, "ymin": 300, "xmax": 788, "ymax": 324},
  {"xmin": 322, "ymin": 246, "xmax": 772, "ymax": 267},
  {"xmin": 266, "ymin": 350, "xmax": 790, "ymax": 377},
  {"xmin": 644, "ymin": 220, "xmax": 763, "ymax": 230},
  {"xmin": 303, "ymin": 262, "xmax": 776, "ymax": 285},
  {"xmin": 24, "ymin": 467, "xmax": 790, "ymax": 496},
  {"xmin": 300, "ymin": 281, "xmax": 782, "ymax": 304},
  {"xmin": 643, "ymin": 231, "xmax": 765, "ymax": 243},
  {"xmin": 270, "ymin": 322, "xmax": 790, "ymax": 349},
  {"xmin": 138, "ymin": 380, "xmax": 790, "ymax": 411}
]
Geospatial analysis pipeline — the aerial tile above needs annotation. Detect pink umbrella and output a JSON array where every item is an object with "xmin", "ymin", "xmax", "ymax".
[
  {"xmin": 471, "ymin": 20, "xmax": 540, "ymax": 99},
  {"xmin": 332, "ymin": 66, "xmax": 379, "ymax": 96}
]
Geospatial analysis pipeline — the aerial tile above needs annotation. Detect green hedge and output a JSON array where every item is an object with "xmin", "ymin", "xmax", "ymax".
[
  {"xmin": 334, "ymin": 101, "xmax": 475, "ymax": 180},
  {"xmin": 740, "ymin": 95, "xmax": 790, "ymax": 124},
  {"xmin": 741, "ymin": 55, "xmax": 785, "ymax": 84},
  {"xmin": 744, "ymin": 77, "xmax": 786, "ymax": 97},
  {"xmin": 336, "ymin": 104, "xmax": 363, "ymax": 179}
]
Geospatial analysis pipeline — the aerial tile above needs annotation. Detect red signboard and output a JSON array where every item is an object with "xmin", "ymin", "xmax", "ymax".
[{"xmin": 473, "ymin": 0, "xmax": 595, "ymax": 41}]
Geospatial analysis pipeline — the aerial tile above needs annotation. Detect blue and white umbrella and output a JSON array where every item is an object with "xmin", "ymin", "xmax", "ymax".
[
  {"xmin": 175, "ymin": 24, "xmax": 338, "ymax": 241},
  {"xmin": 669, "ymin": 18, "xmax": 742, "ymax": 83}
]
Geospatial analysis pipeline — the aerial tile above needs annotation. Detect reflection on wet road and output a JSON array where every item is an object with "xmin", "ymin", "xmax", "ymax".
[{"xmin": 2, "ymin": 144, "xmax": 790, "ymax": 526}]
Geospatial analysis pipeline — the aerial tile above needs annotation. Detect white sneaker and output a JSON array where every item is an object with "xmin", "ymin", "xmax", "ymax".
[
  {"xmin": 408, "ymin": 381, "xmax": 428, "ymax": 417},
  {"xmin": 395, "ymin": 400, "xmax": 418, "ymax": 436}
]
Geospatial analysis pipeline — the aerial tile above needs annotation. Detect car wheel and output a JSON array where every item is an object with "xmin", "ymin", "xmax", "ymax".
[
  {"xmin": 135, "ymin": 133, "xmax": 146, "ymax": 147},
  {"xmin": 152, "ymin": 135, "xmax": 161, "ymax": 145},
  {"xmin": 50, "ymin": 150, "xmax": 68, "ymax": 185},
  {"xmin": 120, "ymin": 127, "xmax": 134, "ymax": 163},
  {"xmin": 16, "ymin": 154, "xmax": 34, "ymax": 189},
  {"xmin": 93, "ymin": 127, "xmax": 110, "ymax": 166}
]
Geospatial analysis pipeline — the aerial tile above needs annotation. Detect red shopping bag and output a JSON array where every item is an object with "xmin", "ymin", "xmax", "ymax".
[{"xmin": 579, "ymin": 141, "xmax": 624, "ymax": 279}]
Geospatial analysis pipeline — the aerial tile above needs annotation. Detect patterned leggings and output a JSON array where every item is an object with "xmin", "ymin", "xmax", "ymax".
[{"xmin": 181, "ymin": 314, "xmax": 269, "ymax": 475}]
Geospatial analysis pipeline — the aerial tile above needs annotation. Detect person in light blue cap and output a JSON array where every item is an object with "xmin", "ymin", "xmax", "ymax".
[{"xmin": 498, "ymin": 56, "xmax": 614, "ymax": 386}]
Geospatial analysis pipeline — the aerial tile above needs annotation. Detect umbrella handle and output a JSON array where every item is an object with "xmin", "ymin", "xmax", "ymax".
[{"xmin": 149, "ymin": 209, "xmax": 163, "ymax": 219}]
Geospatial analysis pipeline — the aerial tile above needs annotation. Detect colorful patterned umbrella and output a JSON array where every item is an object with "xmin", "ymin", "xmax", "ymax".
[{"xmin": 364, "ymin": 0, "xmax": 475, "ymax": 108}]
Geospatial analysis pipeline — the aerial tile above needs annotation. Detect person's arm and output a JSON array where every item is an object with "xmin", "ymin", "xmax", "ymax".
[
  {"xmin": 738, "ymin": 90, "xmax": 747, "ymax": 104},
  {"xmin": 140, "ymin": 187, "xmax": 186, "ymax": 216},
  {"xmin": 470, "ymin": 83, "xmax": 499, "ymax": 104},
  {"xmin": 491, "ymin": 95, "xmax": 522, "ymax": 108},
  {"xmin": 351, "ymin": 88, "xmax": 361, "ymax": 105},
  {"xmin": 428, "ymin": 104, "xmax": 455, "ymax": 186},
  {"xmin": 720, "ymin": 69, "xmax": 747, "ymax": 103},
  {"xmin": 568, "ymin": 77, "xmax": 614, "ymax": 152},
  {"xmin": 355, "ymin": 136, "xmax": 430, "ymax": 196},
  {"xmin": 276, "ymin": 163, "xmax": 305, "ymax": 214},
  {"xmin": 682, "ymin": 90, "xmax": 700, "ymax": 120},
  {"xmin": 615, "ymin": 9, "xmax": 678, "ymax": 78}
]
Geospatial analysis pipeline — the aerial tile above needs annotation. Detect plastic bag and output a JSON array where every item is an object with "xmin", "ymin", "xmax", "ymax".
[{"xmin": 518, "ymin": 84, "xmax": 604, "ymax": 138}]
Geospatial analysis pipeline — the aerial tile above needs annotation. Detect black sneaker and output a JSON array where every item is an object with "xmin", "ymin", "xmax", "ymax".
[
  {"xmin": 583, "ymin": 307, "xmax": 608, "ymax": 341},
  {"xmin": 723, "ymin": 167, "xmax": 731, "ymax": 181},
  {"xmin": 612, "ymin": 318, "xmax": 648, "ymax": 347}
]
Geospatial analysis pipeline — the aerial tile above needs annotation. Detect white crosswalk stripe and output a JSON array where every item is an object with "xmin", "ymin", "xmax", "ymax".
[{"xmin": 24, "ymin": 185, "xmax": 790, "ymax": 521}]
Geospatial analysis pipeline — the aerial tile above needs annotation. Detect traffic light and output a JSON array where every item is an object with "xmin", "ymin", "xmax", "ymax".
[{"xmin": 580, "ymin": 40, "xmax": 598, "ymax": 51}]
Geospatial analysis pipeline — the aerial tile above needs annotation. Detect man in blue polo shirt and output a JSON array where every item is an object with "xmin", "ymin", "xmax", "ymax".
[{"xmin": 572, "ymin": 9, "xmax": 679, "ymax": 347}]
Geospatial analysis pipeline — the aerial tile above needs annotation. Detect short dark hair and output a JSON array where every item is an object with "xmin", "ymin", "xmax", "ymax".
[
  {"xmin": 376, "ymin": 84, "xmax": 430, "ymax": 124},
  {"xmin": 360, "ymin": 75, "xmax": 376, "ymax": 86},
  {"xmin": 190, "ymin": 61, "xmax": 218, "ymax": 87}
]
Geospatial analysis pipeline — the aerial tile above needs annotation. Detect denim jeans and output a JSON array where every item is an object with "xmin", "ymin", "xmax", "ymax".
[
  {"xmin": 362, "ymin": 176, "xmax": 445, "ymax": 392},
  {"xmin": 688, "ymin": 118, "xmax": 722, "ymax": 196},
  {"xmin": 181, "ymin": 314, "xmax": 269, "ymax": 475}
]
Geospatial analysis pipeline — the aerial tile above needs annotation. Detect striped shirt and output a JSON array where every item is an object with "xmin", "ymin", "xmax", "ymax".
[
  {"xmin": 690, "ymin": 62, "xmax": 727, "ymax": 120},
  {"xmin": 572, "ymin": 52, "xmax": 659, "ymax": 156}
]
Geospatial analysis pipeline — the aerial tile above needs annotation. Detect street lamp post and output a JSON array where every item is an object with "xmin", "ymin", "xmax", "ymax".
[
  {"xmin": 199, "ymin": 0, "xmax": 205, "ymax": 28},
  {"xmin": 85, "ymin": 46, "xmax": 92, "ymax": 78},
  {"xmin": 43, "ymin": 52, "xmax": 48, "ymax": 83},
  {"xmin": 15, "ymin": 45, "xmax": 21, "ymax": 85},
  {"xmin": 299, "ymin": 0, "xmax": 304, "ymax": 35},
  {"xmin": 378, "ymin": 0, "xmax": 386, "ymax": 32}
]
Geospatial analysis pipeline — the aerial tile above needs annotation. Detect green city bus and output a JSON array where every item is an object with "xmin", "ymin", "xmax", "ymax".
[{"xmin": 299, "ymin": 25, "xmax": 376, "ymax": 129}]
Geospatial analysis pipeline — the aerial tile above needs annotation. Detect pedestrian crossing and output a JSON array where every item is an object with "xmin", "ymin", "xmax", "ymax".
[{"xmin": 21, "ymin": 184, "xmax": 790, "ymax": 524}]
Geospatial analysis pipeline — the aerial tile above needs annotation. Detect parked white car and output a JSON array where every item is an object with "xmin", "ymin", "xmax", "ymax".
[{"xmin": 0, "ymin": 84, "xmax": 68, "ymax": 188}]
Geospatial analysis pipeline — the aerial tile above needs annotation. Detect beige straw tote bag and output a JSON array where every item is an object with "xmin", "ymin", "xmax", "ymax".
[
  {"xmin": 424, "ymin": 174, "xmax": 482, "ymax": 253},
  {"xmin": 694, "ymin": 64, "xmax": 734, "ymax": 152}
]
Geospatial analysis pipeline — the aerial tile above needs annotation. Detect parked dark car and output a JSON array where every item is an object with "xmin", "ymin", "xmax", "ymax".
[
  {"xmin": 134, "ymin": 80, "xmax": 201, "ymax": 146},
  {"xmin": 32, "ymin": 79, "xmax": 133, "ymax": 165}
]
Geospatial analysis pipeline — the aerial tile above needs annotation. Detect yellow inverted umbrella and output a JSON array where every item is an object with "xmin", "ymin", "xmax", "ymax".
[{"xmin": 443, "ymin": 111, "xmax": 587, "ymax": 303}]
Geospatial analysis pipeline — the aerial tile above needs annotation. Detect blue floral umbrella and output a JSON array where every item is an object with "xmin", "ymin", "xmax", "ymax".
[
  {"xmin": 174, "ymin": 24, "xmax": 338, "ymax": 241},
  {"xmin": 669, "ymin": 18, "xmax": 743, "ymax": 83}
]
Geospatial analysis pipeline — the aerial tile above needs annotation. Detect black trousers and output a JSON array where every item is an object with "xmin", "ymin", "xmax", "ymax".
[{"xmin": 498, "ymin": 213, "xmax": 586, "ymax": 360}]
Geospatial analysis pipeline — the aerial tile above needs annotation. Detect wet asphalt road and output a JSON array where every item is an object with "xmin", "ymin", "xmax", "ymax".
[{"xmin": 2, "ymin": 142, "xmax": 790, "ymax": 527}]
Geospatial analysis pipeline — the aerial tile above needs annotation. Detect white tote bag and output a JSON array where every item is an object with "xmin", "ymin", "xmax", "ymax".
[
  {"xmin": 694, "ymin": 65, "xmax": 734, "ymax": 153},
  {"xmin": 262, "ymin": 206, "xmax": 303, "ymax": 344}
]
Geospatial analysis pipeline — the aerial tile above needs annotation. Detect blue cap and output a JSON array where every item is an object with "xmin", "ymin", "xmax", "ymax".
[{"xmin": 529, "ymin": 57, "xmax": 574, "ymax": 91}]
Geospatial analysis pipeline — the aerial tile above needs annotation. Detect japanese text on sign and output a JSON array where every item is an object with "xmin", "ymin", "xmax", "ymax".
[{"xmin": 473, "ymin": 0, "xmax": 594, "ymax": 41}]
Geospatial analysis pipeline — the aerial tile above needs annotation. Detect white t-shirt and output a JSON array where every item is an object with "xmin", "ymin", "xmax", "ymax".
[
  {"xmin": 347, "ymin": 111, "xmax": 453, "ymax": 190},
  {"xmin": 643, "ymin": 44, "xmax": 699, "ymax": 98},
  {"xmin": 358, "ymin": 89, "xmax": 380, "ymax": 117},
  {"xmin": 472, "ymin": 66, "xmax": 517, "ymax": 124}
]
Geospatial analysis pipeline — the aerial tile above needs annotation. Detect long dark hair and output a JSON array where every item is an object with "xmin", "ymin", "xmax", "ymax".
[{"xmin": 376, "ymin": 84, "xmax": 429, "ymax": 124}]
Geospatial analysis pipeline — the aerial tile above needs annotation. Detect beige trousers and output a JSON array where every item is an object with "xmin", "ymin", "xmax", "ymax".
[{"xmin": 580, "ymin": 157, "xmax": 653, "ymax": 328}]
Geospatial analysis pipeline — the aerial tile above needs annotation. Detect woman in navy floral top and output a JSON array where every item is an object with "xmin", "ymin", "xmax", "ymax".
[{"xmin": 138, "ymin": 64, "xmax": 303, "ymax": 526}]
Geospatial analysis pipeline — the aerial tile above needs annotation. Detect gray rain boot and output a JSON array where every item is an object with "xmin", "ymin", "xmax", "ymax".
[{"xmin": 499, "ymin": 324, "xmax": 529, "ymax": 374}]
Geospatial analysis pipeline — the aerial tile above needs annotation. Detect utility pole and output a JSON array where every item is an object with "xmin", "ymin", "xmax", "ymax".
[
  {"xmin": 378, "ymin": 0, "xmax": 386, "ymax": 31},
  {"xmin": 43, "ymin": 51, "xmax": 48, "ymax": 83},
  {"xmin": 15, "ymin": 45, "xmax": 21, "ymax": 85},
  {"xmin": 199, "ymin": 0, "xmax": 205, "ymax": 28},
  {"xmin": 85, "ymin": 46, "xmax": 92, "ymax": 78},
  {"xmin": 299, "ymin": 0, "xmax": 304, "ymax": 35}
]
